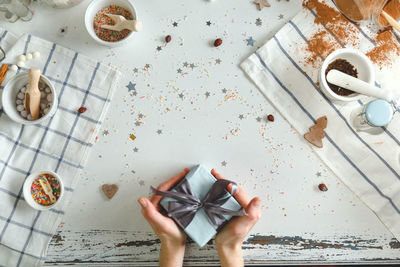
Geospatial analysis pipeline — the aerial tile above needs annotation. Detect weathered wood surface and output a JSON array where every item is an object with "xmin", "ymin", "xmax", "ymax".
[{"xmin": 45, "ymin": 230, "xmax": 400, "ymax": 265}]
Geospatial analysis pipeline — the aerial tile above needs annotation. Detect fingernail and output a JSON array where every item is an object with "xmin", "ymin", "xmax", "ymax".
[
  {"xmin": 138, "ymin": 198, "xmax": 147, "ymax": 208},
  {"xmin": 254, "ymin": 198, "xmax": 261, "ymax": 207}
]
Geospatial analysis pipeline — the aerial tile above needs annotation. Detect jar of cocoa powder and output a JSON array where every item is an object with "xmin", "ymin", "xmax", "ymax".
[{"xmin": 334, "ymin": 0, "xmax": 400, "ymax": 26}]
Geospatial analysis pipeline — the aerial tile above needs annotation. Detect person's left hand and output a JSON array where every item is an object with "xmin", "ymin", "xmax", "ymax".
[{"xmin": 138, "ymin": 168, "xmax": 190, "ymax": 247}]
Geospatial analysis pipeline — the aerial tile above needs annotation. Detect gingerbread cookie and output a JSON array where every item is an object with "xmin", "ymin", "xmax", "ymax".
[
  {"xmin": 304, "ymin": 116, "xmax": 327, "ymax": 148},
  {"xmin": 102, "ymin": 184, "xmax": 118, "ymax": 199}
]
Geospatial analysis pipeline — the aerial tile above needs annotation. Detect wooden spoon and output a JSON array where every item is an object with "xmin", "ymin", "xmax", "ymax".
[
  {"xmin": 25, "ymin": 68, "xmax": 41, "ymax": 120},
  {"xmin": 381, "ymin": 10, "xmax": 400, "ymax": 32},
  {"xmin": 100, "ymin": 13, "xmax": 142, "ymax": 32}
]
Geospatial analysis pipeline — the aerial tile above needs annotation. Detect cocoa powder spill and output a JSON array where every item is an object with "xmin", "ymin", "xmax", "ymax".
[
  {"xmin": 302, "ymin": 0, "xmax": 359, "ymax": 67},
  {"xmin": 366, "ymin": 27, "xmax": 400, "ymax": 67},
  {"xmin": 303, "ymin": 0, "xmax": 400, "ymax": 69}
]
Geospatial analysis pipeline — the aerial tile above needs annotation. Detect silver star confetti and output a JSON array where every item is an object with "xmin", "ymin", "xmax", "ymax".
[
  {"xmin": 221, "ymin": 161, "xmax": 227, "ymax": 167},
  {"xmin": 157, "ymin": 129, "xmax": 163, "ymax": 135},
  {"xmin": 215, "ymin": 58, "xmax": 222, "ymax": 64},
  {"xmin": 255, "ymin": 18, "xmax": 262, "ymax": 26},
  {"xmin": 133, "ymin": 147, "xmax": 139, "ymax": 152}
]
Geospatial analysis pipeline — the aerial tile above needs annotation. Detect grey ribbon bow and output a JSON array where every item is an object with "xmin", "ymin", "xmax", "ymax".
[{"xmin": 151, "ymin": 179, "xmax": 247, "ymax": 229}]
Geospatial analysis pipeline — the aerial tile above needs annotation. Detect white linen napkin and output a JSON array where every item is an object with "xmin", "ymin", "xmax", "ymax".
[
  {"xmin": 0, "ymin": 28, "xmax": 120, "ymax": 266},
  {"xmin": 241, "ymin": 1, "xmax": 400, "ymax": 242}
]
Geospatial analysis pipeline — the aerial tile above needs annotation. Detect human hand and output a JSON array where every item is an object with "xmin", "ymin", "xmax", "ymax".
[
  {"xmin": 211, "ymin": 168, "xmax": 261, "ymax": 267},
  {"xmin": 138, "ymin": 168, "xmax": 190, "ymax": 267}
]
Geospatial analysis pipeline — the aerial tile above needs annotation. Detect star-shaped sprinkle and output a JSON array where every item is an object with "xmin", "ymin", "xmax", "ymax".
[
  {"xmin": 253, "ymin": 0, "xmax": 270, "ymax": 10},
  {"xmin": 138, "ymin": 113, "xmax": 144, "ymax": 119},
  {"xmin": 131, "ymin": 91, "xmax": 137, "ymax": 96},
  {"xmin": 133, "ymin": 68, "xmax": 138, "ymax": 73},
  {"xmin": 222, "ymin": 88, "xmax": 227, "ymax": 93},
  {"xmin": 246, "ymin": 37, "xmax": 256, "ymax": 46},
  {"xmin": 278, "ymin": 14, "xmax": 284, "ymax": 19},
  {"xmin": 126, "ymin": 82, "xmax": 136, "ymax": 92},
  {"xmin": 215, "ymin": 58, "xmax": 222, "ymax": 64},
  {"xmin": 205, "ymin": 92, "xmax": 210, "ymax": 98},
  {"xmin": 206, "ymin": 21, "xmax": 212, "ymax": 26},
  {"xmin": 256, "ymin": 116, "xmax": 262, "ymax": 122},
  {"xmin": 145, "ymin": 64, "xmax": 151, "ymax": 69},
  {"xmin": 183, "ymin": 62, "xmax": 189, "ymax": 67},
  {"xmin": 178, "ymin": 93, "xmax": 184, "ymax": 99},
  {"xmin": 102, "ymin": 130, "xmax": 109, "ymax": 136},
  {"xmin": 239, "ymin": 114, "xmax": 244, "ymax": 120},
  {"xmin": 172, "ymin": 21, "xmax": 178, "ymax": 27},
  {"xmin": 177, "ymin": 68, "xmax": 182, "ymax": 74},
  {"xmin": 189, "ymin": 63, "xmax": 195, "ymax": 69},
  {"xmin": 156, "ymin": 46, "xmax": 162, "ymax": 51},
  {"xmin": 221, "ymin": 161, "xmax": 227, "ymax": 167},
  {"xmin": 316, "ymin": 172, "xmax": 322, "ymax": 177},
  {"xmin": 133, "ymin": 147, "xmax": 139, "ymax": 152},
  {"xmin": 157, "ymin": 129, "xmax": 163, "ymax": 135},
  {"xmin": 255, "ymin": 18, "xmax": 262, "ymax": 26}
]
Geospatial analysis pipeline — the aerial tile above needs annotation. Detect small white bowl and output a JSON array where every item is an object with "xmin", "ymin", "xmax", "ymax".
[
  {"xmin": 2, "ymin": 72, "xmax": 58, "ymax": 125},
  {"xmin": 85, "ymin": 0, "xmax": 138, "ymax": 47},
  {"xmin": 23, "ymin": 171, "xmax": 64, "ymax": 211},
  {"xmin": 319, "ymin": 48, "xmax": 375, "ymax": 102}
]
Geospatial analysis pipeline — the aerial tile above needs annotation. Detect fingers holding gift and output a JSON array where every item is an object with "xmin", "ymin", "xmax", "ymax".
[
  {"xmin": 211, "ymin": 168, "xmax": 250, "ymax": 207},
  {"xmin": 138, "ymin": 197, "xmax": 169, "ymax": 228},
  {"xmin": 150, "ymin": 168, "xmax": 190, "ymax": 206}
]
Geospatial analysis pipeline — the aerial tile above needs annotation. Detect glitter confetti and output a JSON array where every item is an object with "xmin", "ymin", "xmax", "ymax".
[{"xmin": 130, "ymin": 134, "xmax": 136, "ymax": 141}]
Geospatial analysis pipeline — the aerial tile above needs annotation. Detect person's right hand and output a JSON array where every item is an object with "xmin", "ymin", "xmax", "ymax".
[{"xmin": 211, "ymin": 168, "xmax": 262, "ymax": 267}]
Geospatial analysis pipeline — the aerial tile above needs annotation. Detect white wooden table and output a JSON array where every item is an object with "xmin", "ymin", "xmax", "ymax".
[{"xmin": 2, "ymin": 0, "xmax": 400, "ymax": 265}]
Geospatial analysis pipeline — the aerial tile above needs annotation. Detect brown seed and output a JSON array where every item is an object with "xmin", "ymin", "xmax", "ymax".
[
  {"xmin": 214, "ymin": 38, "xmax": 222, "ymax": 47},
  {"xmin": 77, "ymin": 107, "xmax": 87, "ymax": 114},
  {"xmin": 318, "ymin": 183, "xmax": 328, "ymax": 192},
  {"xmin": 267, "ymin": 114, "xmax": 274, "ymax": 122},
  {"xmin": 165, "ymin": 35, "xmax": 172, "ymax": 43}
]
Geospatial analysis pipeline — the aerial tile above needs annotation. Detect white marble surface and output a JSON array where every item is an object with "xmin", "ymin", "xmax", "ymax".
[{"xmin": 1, "ymin": 0, "xmax": 398, "ymax": 263}]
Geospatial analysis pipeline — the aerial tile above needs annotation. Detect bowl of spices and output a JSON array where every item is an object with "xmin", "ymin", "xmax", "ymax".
[
  {"xmin": 23, "ymin": 171, "xmax": 64, "ymax": 210},
  {"xmin": 2, "ymin": 70, "xmax": 58, "ymax": 125},
  {"xmin": 319, "ymin": 48, "xmax": 375, "ymax": 102},
  {"xmin": 85, "ymin": 0, "xmax": 139, "ymax": 47}
]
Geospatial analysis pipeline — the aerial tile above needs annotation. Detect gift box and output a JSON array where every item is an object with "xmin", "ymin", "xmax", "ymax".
[{"xmin": 156, "ymin": 165, "xmax": 245, "ymax": 247}]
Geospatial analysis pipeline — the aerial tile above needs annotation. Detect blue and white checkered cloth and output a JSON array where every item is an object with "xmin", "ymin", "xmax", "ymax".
[
  {"xmin": 241, "ymin": 1, "xmax": 400, "ymax": 242},
  {"xmin": 0, "ymin": 28, "xmax": 120, "ymax": 266}
]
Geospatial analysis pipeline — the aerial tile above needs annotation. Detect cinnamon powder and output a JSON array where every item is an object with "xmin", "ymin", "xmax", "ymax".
[
  {"xmin": 305, "ymin": 31, "xmax": 338, "ymax": 66},
  {"xmin": 303, "ymin": 0, "xmax": 359, "ymax": 47},
  {"xmin": 366, "ymin": 28, "xmax": 400, "ymax": 67},
  {"xmin": 302, "ymin": 0, "xmax": 359, "ymax": 67}
]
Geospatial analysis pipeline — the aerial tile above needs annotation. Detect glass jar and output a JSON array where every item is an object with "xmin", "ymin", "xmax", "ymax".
[
  {"xmin": 351, "ymin": 99, "xmax": 394, "ymax": 130},
  {"xmin": 334, "ymin": 0, "xmax": 398, "ymax": 26}
]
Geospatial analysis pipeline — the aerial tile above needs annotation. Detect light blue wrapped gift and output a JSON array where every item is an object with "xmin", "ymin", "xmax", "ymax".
[{"xmin": 156, "ymin": 165, "xmax": 245, "ymax": 247}]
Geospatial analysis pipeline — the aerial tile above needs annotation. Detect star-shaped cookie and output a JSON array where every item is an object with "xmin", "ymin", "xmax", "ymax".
[{"xmin": 254, "ymin": 0, "xmax": 270, "ymax": 10}]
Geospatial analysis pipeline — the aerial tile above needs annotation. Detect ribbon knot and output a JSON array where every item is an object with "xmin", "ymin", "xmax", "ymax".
[{"xmin": 151, "ymin": 179, "xmax": 246, "ymax": 229}]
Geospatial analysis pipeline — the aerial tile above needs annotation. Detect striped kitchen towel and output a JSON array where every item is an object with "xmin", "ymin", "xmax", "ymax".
[
  {"xmin": 241, "ymin": 0, "xmax": 400, "ymax": 241},
  {"xmin": 0, "ymin": 28, "xmax": 120, "ymax": 266}
]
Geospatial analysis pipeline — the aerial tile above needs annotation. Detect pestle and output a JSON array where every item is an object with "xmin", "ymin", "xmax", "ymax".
[{"xmin": 326, "ymin": 69, "xmax": 396, "ymax": 102}]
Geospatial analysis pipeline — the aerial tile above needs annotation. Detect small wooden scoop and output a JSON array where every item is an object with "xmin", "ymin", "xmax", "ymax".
[
  {"xmin": 100, "ymin": 13, "xmax": 142, "ymax": 32},
  {"xmin": 38, "ymin": 176, "xmax": 57, "ymax": 204},
  {"xmin": 25, "ymin": 68, "xmax": 41, "ymax": 120}
]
